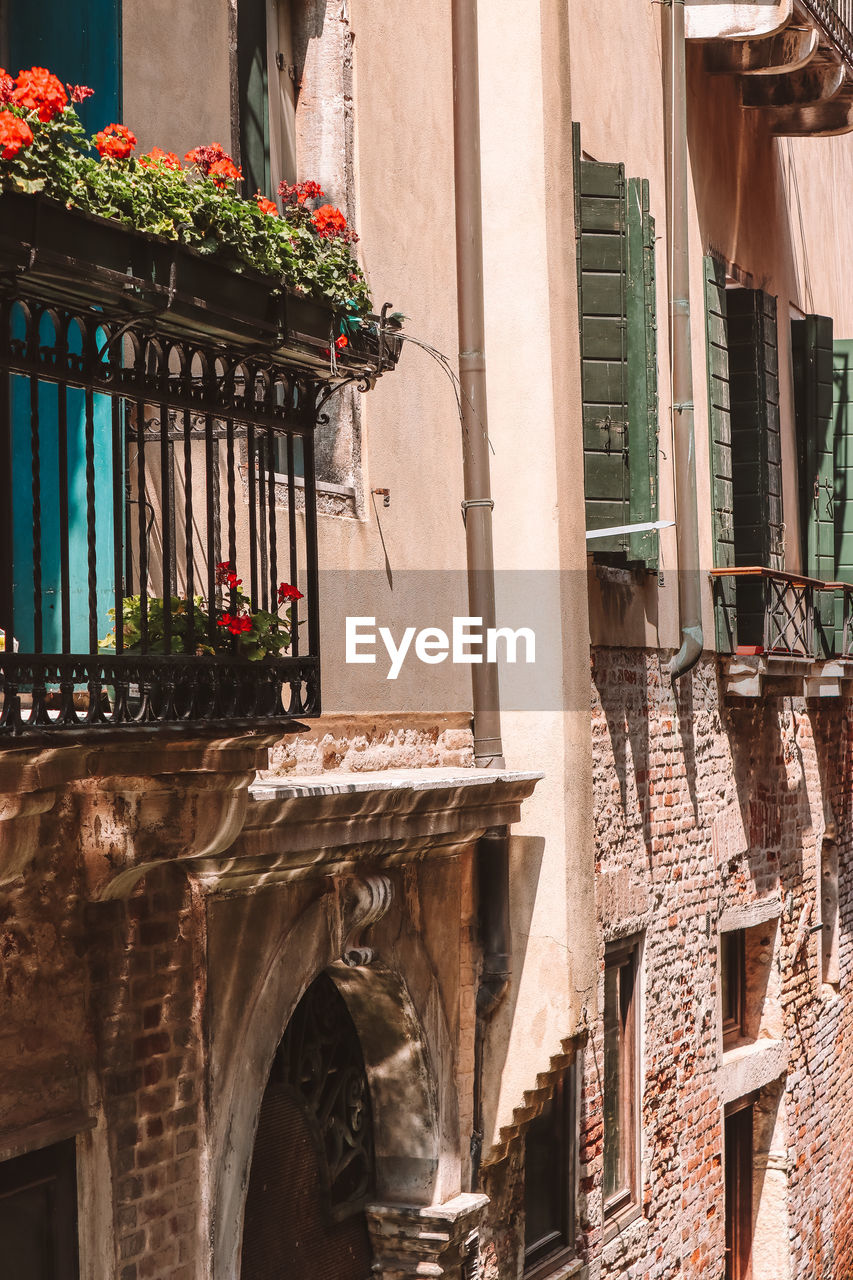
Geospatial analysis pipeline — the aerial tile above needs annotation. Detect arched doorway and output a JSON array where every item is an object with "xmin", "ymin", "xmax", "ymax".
[{"xmin": 239, "ymin": 972, "xmax": 375, "ymax": 1280}]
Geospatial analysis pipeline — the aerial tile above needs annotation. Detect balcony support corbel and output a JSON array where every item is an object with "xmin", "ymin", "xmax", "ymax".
[{"xmin": 704, "ymin": 24, "xmax": 818, "ymax": 75}]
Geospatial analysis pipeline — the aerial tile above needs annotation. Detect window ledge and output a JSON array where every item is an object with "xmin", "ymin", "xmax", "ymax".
[
  {"xmin": 525, "ymin": 1254, "xmax": 584, "ymax": 1280},
  {"xmin": 602, "ymin": 1203, "xmax": 644, "ymax": 1254},
  {"xmin": 720, "ymin": 1038, "xmax": 788, "ymax": 1106}
]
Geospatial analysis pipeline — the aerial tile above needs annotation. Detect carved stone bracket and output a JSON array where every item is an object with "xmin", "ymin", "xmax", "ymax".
[
  {"xmin": 341, "ymin": 874, "xmax": 394, "ymax": 966},
  {"xmin": 366, "ymin": 1193, "xmax": 488, "ymax": 1280}
]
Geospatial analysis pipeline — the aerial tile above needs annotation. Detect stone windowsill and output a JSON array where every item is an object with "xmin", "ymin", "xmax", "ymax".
[{"xmin": 720, "ymin": 1038, "xmax": 788, "ymax": 1106}]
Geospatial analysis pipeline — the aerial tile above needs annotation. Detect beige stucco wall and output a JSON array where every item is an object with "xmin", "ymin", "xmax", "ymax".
[{"xmin": 118, "ymin": 0, "xmax": 597, "ymax": 1172}]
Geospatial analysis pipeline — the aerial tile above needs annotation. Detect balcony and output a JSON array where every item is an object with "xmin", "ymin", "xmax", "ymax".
[
  {"xmin": 710, "ymin": 567, "xmax": 853, "ymax": 694},
  {"xmin": 0, "ymin": 195, "xmax": 399, "ymax": 739},
  {"xmin": 687, "ymin": 0, "xmax": 853, "ymax": 135}
]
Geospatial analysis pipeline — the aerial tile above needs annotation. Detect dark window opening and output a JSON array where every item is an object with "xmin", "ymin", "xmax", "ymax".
[
  {"xmin": 523, "ymin": 1065, "xmax": 576, "ymax": 1276},
  {"xmin": 0, "ymin": 1139, "xmax": 79, "ymax": 1280},
  {"xmin": 603, "ymin": 936, "xmax": 640, "ymax": 1223},
  {"xmin": 725, "ymin": 1103, "xmax": 753, "ymax": 1280},
  {"xmin": 721, "ymin": 929, "xmax": 746, "ymax": 1049}
]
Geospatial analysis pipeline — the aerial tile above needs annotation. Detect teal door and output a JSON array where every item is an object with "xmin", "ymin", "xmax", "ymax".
[{"xmin": 7, "ymin": 1, "xmax": 122, "ymax": 653}]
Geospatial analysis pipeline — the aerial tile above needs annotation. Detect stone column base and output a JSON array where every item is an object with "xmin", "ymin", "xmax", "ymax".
[{"xmin": 366, "ymin": 1193, "xmax": 489, "ymax": 1279}]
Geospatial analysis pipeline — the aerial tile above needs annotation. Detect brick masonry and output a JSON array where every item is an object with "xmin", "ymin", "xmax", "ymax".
[{"xmin": 578, "ymin": 648, "xmax": 853, "ymax": 1280}]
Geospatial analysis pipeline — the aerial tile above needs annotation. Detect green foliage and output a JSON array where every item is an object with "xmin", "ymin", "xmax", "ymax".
[
  {"xmin": 99, "ymin": 592, "xmax": 296, "ymax": 663},
  {"xmin": 1, "ymin": 100, "xmax": 371, "ymax": 313}
]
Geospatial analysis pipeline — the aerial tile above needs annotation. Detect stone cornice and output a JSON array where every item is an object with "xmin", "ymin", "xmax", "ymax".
[{"xmin": 191, "ymin": 768, "xmax": 543, "ymax": 891}]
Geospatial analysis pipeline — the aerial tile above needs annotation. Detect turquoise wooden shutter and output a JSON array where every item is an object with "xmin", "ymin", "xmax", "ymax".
[
  {"xmin": 573, "ymin": 124, "xmax": 630, "ymax": 557},
  {"xmin": 8, "ymin": 0, "xmax": 121, "ymax": 133},
  {"xmin": 792, "ymin": 316, "xmax": 835, "ymax": 654},
  {"xmin": 7, "ymin": 2, "xmax": 121, "ymax": 653},
  {"xmin": 238, "ymin": 0, "xmax": 272, "ymax": 198},
  {"xmin": 704, "ymin": 256, "xmax": 736, "ymax": 649},
  {"xmin": 626, "ymin": 177, "xmax": 658, "ymax": 568}
]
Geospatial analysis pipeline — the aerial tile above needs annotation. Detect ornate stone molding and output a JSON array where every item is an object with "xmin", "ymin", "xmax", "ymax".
[{"xmin": 342, "ymin": 874, "xmax": 394, "ymax": 966}]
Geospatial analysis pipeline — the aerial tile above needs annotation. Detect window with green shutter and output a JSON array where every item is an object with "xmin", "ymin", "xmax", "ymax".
[
  {"xmin": 832, "ymin": 338, "xmax": 853, "ymax": 648},
  {"xmin": 704, "ymin": 257, "xmax": 781, "ymax": 649},
  {"xmin": 792, "ymin": 315, "xmax": 835, "ymax": 654},
  {"xmin": 572, "ymin": 124, "xmax": 658, "ymax": 568}
]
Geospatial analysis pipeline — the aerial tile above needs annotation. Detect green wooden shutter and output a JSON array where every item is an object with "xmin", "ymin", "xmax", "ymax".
[
  {"xmin": 793, "ymin": 316, "xmax": 835, "ymax": 654},
  {"xmin": 238, "ymin": 0, "xmax": 272, "ymax": 198},
  {"xmin": 626, "ymin": 178, "xmax": 659, "ymax": 568},
  {"xmin": 728, "ymin": 286, "xmax": 781, "ymax": 648},
  {"xmin": 833, "ymin": 340, "xmax": 853, "ymax": 647},
  {"xmin": 704, "ymin": 256, "xmax": 736, "ymax": 649},
  {"xmin": 573, "ymin": 123, "xmax": 630, "ymax": 556}
]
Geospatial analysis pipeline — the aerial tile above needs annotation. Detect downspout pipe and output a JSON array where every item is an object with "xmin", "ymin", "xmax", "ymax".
[
  {"xmin": 666, "ymin": 0, "xmax": 704, "ymax": 681},
  {"xmin": 451, "ymin": 0, "xmax": 511, "ymax": 1183}
]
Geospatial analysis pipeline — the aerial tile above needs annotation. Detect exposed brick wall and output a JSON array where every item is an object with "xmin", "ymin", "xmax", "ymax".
[
  {"xmin": 87, "ymin": 864, "xmax": 206, "ymax": 1280},
  {"xmin": 576, "ymin": 649, "xmax": 853, "ymax": 1280}
]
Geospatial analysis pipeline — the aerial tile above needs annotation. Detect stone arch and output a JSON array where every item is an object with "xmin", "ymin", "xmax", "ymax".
[{"xmin": 208, "ymin": 888, "xmax": 452, "ymax": 1279}]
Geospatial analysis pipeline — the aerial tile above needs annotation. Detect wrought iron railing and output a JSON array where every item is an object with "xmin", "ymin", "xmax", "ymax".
[
  {"xmin": 710, "ymin": 567, "xmax": 818, "ymax": 657},
  {"xmin": 0, "ymin": 290, "xmax": 331, "ymax": 735},
  {"xmin": 806, "ymin": 0, "xmax": 853, "ymax": 64}
]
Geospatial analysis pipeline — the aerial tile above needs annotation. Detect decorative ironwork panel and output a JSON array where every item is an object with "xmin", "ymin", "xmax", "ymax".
[{"xmin": 275, "ymin": 973, "xmax": 375, "ymax": 1212}]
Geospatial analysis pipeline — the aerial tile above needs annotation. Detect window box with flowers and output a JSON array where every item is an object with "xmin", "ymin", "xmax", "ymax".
[
  {"xmin": 0, "ymin": 68, "xmax": 401, "ymax": 737},
  {"xmin": 0, "ymin": 68, "xmax": 401, "ymax": 369}
]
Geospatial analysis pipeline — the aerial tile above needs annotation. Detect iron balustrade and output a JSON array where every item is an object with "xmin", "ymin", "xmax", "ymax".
[
  {"xmin": 709, "ymin": 567, "xmax": 819, "ymax": 657},
  {"xmin": 805, "ymin": 0, "xmax": 853, "ymax": 63},
  {"xmin": 0, "ymin": 290, "xmax": 333, "ymax": 735}
]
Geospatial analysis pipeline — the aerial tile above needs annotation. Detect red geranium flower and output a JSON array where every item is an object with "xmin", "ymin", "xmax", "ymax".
[
  {"xmin": 278, "ymin": 179, "xmax": 324, "ymax": 207},
  {"xmin": 67, "ymin": 84, "xmax": 94, "ymax": 104},
  {"xmin": 208, "ymin": 156, "xmax": 242, "ymax": 189},
  {"xmin": 0, "ymin": 70, "xmax": 13, "ymax": 108},
  {"xmin": 185, "ymin": 143, "xmax": 241, "ymax": 186},
  {"xmin": 311, "ymin": 204, "xmax": 347, "ymax": 237},
  {"xmin": 95, "ymin": 123, "xmax": 136, "ymax": 161},
  {"xmin": 12, "ymin": 67, "xmax": 67, "ymax": 122},
  {"xmin": 255, "ymin": 193, "xmax": 278, "ymax": 216},
  {"xmin": 139, "ymin": 146, "xmax": 181, "ymax": 171},
  {"xmin": 218, "ymin": 611, "xmax": 252, "ymax": 636},
  {"xmin": 184, "ymin": 142, "xmax": 227, "ymax": 175},
  {"xmin": 278, "ymin": 582, "xmax": 303, "ymax": 604},
  {"xmin": 0, "ymin": 111, "xmax": 33, "ymax": 160},
  {"xmin": 335, "ymin": 334, "xmax": 348, "ymax": 351}
]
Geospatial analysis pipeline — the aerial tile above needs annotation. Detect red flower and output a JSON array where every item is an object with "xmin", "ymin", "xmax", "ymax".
[
  {"xmin": 67, "ymin": 84, "xmax": 94, "ymax": 104},
  {"xmin": 278, "ymin": 582, "xmax": 303, "ymax": 604},
  {"xmin": 255, "ymin": 193, "xmax": 278, "ymax": 216},
  {"xmin": 215, "ymin": 561, "xmax": 233, "ymax": 586},
  {"xmin": 0, "ymin": 111, "xmax": 33, "ymax": 160},
  {"xmin": 335, "ymin": 334, "xmax": 348, "ymax": 351},
  {"xmin": 139, "ymin": 146, "xmax": 181, "ymax": 171},
  {"xmin": 12, "ymin": 67, "xmax": 67, "ymax": 122},
  {"xmin": 218, "ymin": 611, "xmax": 252, "ymax": 636},
  {"xmin": 208, "ymin": 157, "xmax": 242, "ymax": 189},
  {"xmin": 278, "ymin": 179, "xmax": 324, "ymax": 207},
  {"xmin": 0, "ymin": 70, "xmax": 13, "ymax": 107},
  {"xmin": 185, "ymin": 143, "xmax": 241, "ymax": 187},
  {"xmin": 310, "ymin": 203, "xmax": 359, "ymax": 243},
  {"xmin": 95, "ymin": 123, "xmax": 136, "ymax": 161}
]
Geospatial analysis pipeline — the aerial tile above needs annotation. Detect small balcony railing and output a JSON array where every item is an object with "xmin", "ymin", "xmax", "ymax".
[
  {"xmin": 710, "ymin": 567, "xmax": 818, "ymax": 657},
  {"xmin": 710, "ymin": 566, "xmax": 853, "ymax": 661},
  {"xmin": 0, "ymin": 208, "xmax": 399, "ymax": 739}
]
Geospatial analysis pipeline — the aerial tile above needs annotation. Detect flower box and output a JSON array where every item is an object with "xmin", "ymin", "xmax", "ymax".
[{"xmin": 0, "ymin": 190, "xmax": 398, "ymax": 374}]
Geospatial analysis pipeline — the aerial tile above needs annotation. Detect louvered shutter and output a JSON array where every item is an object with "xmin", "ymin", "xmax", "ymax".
[
  {"xmin": 793, "ymin": 316, "xmax": 835, "ymax": 655},
  {"xmin": 626, "ymin": 178, "xmax": 659, "ymax": 568},
  {"xmin": 833, "ymin": 339, "xmax": 853, "ymax": 647},
  {"xmin": 574, "ymin": 124, "xmax": 630, "ymax": 556},
  {"xmin": 704, "ymin": 256, "xmax": 736, "ymax": 649}
]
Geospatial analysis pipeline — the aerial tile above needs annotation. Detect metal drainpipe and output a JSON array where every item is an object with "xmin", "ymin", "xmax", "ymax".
[
  {"xmin": 666, "ymin": 0, "xmax": 704, "ymax": 681},
  {"xmin": 451, "ymin": 0, "xmax": 511, "ymax": 1185}
]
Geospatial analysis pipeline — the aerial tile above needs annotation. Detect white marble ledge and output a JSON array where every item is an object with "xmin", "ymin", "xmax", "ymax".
[{"xmin": 251, "ymin": 767, "xmax": 544, "ymax": 802}]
